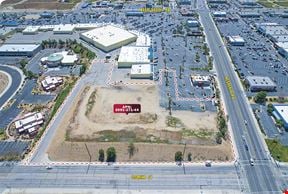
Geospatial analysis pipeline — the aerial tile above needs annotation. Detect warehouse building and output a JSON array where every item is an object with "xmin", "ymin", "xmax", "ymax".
[
  {"xmin": 22, "ymin": 26, "xmax": 40, "ymax": 35},
  {"xmin": 238, "ymin": 0, "xmax": 256, "ymax": 5},
  {"xmin": 227, "ymin": 35, "xmax": 245, "ymax": 46},
  {"xmin": 191, "ymin": 75, "xmax": 211, "ymax": 87},
  {"xmin": 41, "ymin": 76, "xmax": 63, "ymax": 91},
  {"xmin": 207, "ymin": 0, "xmax": 227, "ymax": 4},
  {"xmin": 53, "ymin": 24, "xmax": 75, "ymax": 34},
  {"xmin": 130, "ymin": 64, "xmax": 153, "ymax": 79},
  {"xmin": 136, "ymin": 34, "xmax": 151, "ymax": 46},
  {"xmin": 118, "ymin": 46, "xmax": 152, "ymax": 68},
  {"xmin": 80, "ymin": 25, "xmax": 137, "ymax": 52},
  {"xmin": 245, "ymin": 76, "xmax": 276, "ymax": 92},
  {"xmin": 272, "ymin": 105, "xmax": 288, "ymax": 130},
  {"xmin": 0, "ymin": 44, "xmax": 41, "ymax": 57},
  {"xmin": 239, "ymin": 12, "xmax": 260, "ymax": 18},
  {"xmin": 275, "ymin": 42, "xmax": 288, "ymax": 58},
  {"xmin": 14, "ymin": 112, "xmax": 44, "ymax": 135},
  {"xmin": 126, "ymin": 11, "xmax": 144, "ymax": 17},
  {"xmin": 177, "ymin": 0, "xmax": 191, "ymax": 5},
  {"xmin": 187, "ymin": 19, "xmax": 199, "ymax": 27},
  {"xmin": 213, "ymin": 11, "xmax": 227, "ymax": 17},
  {"xmin": 41, "ymin": 51, "xmax": 78, "ymax": 67}
]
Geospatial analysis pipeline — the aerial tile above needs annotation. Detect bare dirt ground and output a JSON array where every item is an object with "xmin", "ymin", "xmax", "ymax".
[
  {"xmin": 2, "ymin": 0, "xmax": 80, "ymax": 9},
  {"xmin": 48, "ymin": 85, "xmax": 233, "ymax": 162},
  {"xmin": 0, "ymin": 72, "xmax": 9, "ymax": 96}
]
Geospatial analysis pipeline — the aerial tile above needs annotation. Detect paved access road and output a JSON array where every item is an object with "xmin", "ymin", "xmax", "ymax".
[
  {"xmin": 0, "ymin": 65, "xmax": 22, "ymax": 110},
  {"xmin": 198, "ymin": 0, "xmax": 285, "ymax": 193},
  {"xmin": 0, "ymin": 164, "xmax": 241, "ymax": 192}
]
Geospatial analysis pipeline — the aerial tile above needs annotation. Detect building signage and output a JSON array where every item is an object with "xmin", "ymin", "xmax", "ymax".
[{"xmin": 113, "ymin": 104, "xmax": 141, "ymax": 114}]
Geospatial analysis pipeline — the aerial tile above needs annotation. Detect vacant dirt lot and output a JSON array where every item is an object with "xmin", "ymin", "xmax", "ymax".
[
  {"xmin": 0, "ymin": 72, "xmax": 9, "ymax": 96},
  {"xmin": 3, "ymin": 0, "xmax": 81, "ymax": 9},
  {"xmin": 48, "ymin": 85, "xmax": 233, "ymax": 162}
]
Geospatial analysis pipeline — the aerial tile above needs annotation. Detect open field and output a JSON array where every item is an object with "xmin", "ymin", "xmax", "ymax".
[
  {"xmin": 266, "ymin": 139, "xmax": 288, "ymax": 162},
  {"xmin": 257, "ymin": 0, "xmax": 288, "ymax": 7},
  {"xmin": 48, "ymin": 85, "xmax": 233, "ymax": 162},
  {"xmin": 0, "ymin": 71, "xmax": 9, "ymax": 96},
  {"xmin": 2, "ymin": 0, "xmax": 81, "ymax": 9}
]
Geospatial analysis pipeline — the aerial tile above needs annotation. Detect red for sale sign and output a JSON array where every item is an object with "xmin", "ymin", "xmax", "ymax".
[{"xmin": 113, "ymin": 104, "xmax": 141, "ymax": 114}]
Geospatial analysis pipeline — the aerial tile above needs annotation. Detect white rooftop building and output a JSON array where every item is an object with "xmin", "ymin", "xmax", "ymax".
[
  {"xmin": 22, "ymin": 26, "xmax": 40, "ymax": 35},
  {"xmin": 41, "ymin": 51, "xmax": 78, "ymax": 67},
  {"xmin": 53, "ymin": 24, "xmax": 75, "ymax": 34},
  {"xmin": 80, "ymin": 25, "xmax": 137, "ymax": 52},
  {"xmin": 14, "ymin": 112, "xmax": 44, "ymax": 134},
  {"xmin": 0, "ymin": 44, "xmax": 41, "ymax": 57},
  {"xmin": 245, "ymin": 76, "xmax": 276, "ymax": 92},
  {"xmin": 227, "ymin": 35, "xmax": 245, "ymax": 46},
  {"xmin": 136, "ymin": 34, "xmax": 151, "ymax": 47},
  {"xmin": 130, "ymin": 64, "xmax": 153, "ymax": 79},
  {"xmin": 41, "ymin": 76, "xmax": 63, "ymax": 91},
  {"xmin": 118, "ymin": 46, "xmax": 151, "ymax": 68},
  {"xmin": 272, "ymin": 105, "xmax": 288, "ymax": 129},
  {"xmin": 191, "ymin": 75, "xmax": 211, "ymax": 87}
]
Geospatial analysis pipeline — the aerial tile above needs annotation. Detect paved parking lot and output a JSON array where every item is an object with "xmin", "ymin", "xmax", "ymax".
[
  {"xmin": 0, "ymin": 141, "xmax": 29, "ymax": 157},
  {"xmin": 216, "ymin": 18, "xmax": 288, "ymax": 96},
  {"xmin": 0, "ymin": 80, "xmax": 55, "ymax": 129},
  {"xmin": 252, "ymin": 104, "xmax": 288, "ymax": 146}
]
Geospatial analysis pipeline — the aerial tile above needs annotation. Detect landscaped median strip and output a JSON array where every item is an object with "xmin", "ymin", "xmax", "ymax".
[
  {"xmin": 224, "ymin": 76, "xmax": 236, "ymax": 100},
  {"xmin": 131, "ymin": 175, "xmax": 152, "ymax": 180}
]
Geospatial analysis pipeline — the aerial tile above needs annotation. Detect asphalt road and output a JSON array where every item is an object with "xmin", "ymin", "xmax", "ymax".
[
  {"xmin": 0, "ymin": 65, "xmax": 22, "ymax": 110},
  {"xmin": 0, "ymin": 164, "xmax": 241, "ymax": 191},
  {"xmin": 198, "ymin": 0, "xmax": 285, "ymax": 193}
]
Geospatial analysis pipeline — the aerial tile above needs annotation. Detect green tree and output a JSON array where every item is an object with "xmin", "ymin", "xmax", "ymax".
[
  {"xmin": 20, "ymin": 59, "xmax": 27, "ymax": 69},
  {"xmin": 267, "ymin": 103, "xmax": 274, "ymax": 115},
  {"xmin": 175, "ymin": 151, "xmax": 183, "ymax": 162},
  {"xmin": 216, "ymin": 132, "xmax": 223, "ymax": 144},
  {"xmin": 106, "ymin": 147, "xmax": 116, "ymax": 162},
  {"xmin": 98, "ymin": 149, "xmax": 105, "ymax": 162},
  {"xmin": 128, "ymin": 142, "xmax": 135, "ymax": 158},
  {"xmin": 195, "ymin": 52, "xmax": 200, "ymax": 62},
  {"xmin": 187, "ymin": 153, "xmax": 192, "ymax": 161},
  {"xmin": 254, "ymin": 91, "xmax": 267, "ymax": 104}
]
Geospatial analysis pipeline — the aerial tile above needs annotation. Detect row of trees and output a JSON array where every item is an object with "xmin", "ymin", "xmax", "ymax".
[
  {"xmin": 98, "ymin": 147, "xmax": 117, "ymax": 162},
  {"xmin": 175, "ymin": 151, "xmax": 192, "ymax": 162}
]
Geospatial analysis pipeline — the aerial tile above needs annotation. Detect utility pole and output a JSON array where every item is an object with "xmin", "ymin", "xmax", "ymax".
[{"xmin": 84, "ymin": 143, "xmax": 91, "ymax": 174}]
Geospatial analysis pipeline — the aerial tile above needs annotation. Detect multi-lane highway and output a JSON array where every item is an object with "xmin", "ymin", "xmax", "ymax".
[
  {"xmin": 198, "ymin": 0, "xmax": 285, "ymax": 193},
  {"xmin": 0, "ymin": 164, "xmax": 241, "ymax": 192}
]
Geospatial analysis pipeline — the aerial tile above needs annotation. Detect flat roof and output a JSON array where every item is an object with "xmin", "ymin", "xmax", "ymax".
[
  {"xmin": 23, "ymin": 26, "xmax": 40, "ymax": 33},
  {"xmin": 0, "ymin": 44, "xmax": 40, "ymax": 52},
  {"xmin": 131, "ymin": 64, "xmax": 152, "ymax": 74},
  {"xmin": 228, "ymin": 35, "xmax": 245, "ymax": 43},
  {"xmin": 274, "ymin": 105, "xmax": 288, "ymax": 124},
  {"xmin": 118, "ymin": 46, "xmax": 150, "ymax": 64},
  {"xmin": 136, "ymin": 34, "xmax": 151, "ymax": 47},
  {"xmin": 245, "ymin": 76, "xmax": 276, "ymax": 87},
  {"xmin": 191, "ymin": 75, "xmax": 210, "ymax": 82},
  {"xmin": 81, "ymin": 25, "xmax": 137, "ymax": 47},
  {"xmin": 276, "ymin": 42, "xmax": 288, "ymax": 49},
  {"xmin": 53, "ymin": 24, "xmax": 75, "ymax": 32},
  {"xmin": 213, "ymin": 11, "xmax": 226, "ymax": 14}
]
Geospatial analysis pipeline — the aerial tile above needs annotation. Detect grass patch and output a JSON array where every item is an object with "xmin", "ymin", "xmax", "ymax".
[
  {"xmin": 266, "ymin": 139, "xmax": 288, "ymax": 162},
  {"xmin": 257, "ymin": 0, "xmax": 275, "ymax": 7},
  {"xmin": 181, "ymin": 128, "xmax": 213, "ymax": 139},
  {"xmin": 85, "ymin": 90, "xmax": 97, "ymax": 116},
  {"xmin": 33, "ymin": 78, "xmax": 77, "ymax": 144},
  {"xmin": 166, "ymin": 116, "xmax": 184, "ymax": 128},
  {"xmin": 96, "ymin": 130, "xmax": 136, "ymax": 142},
  {"xmin": 274, "ymin": 1, "xmax": 288, "ymax": 7},
  {"xmin": 0, "ymin": 130, "xmax": 7, "ymax": 140},
  {"xmin": 0, "ymin": 153, "xmax": 21, "ymax": 161}
]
